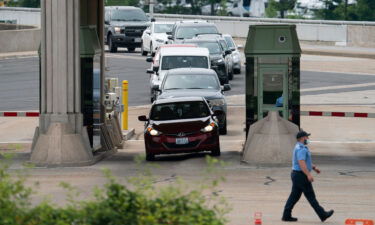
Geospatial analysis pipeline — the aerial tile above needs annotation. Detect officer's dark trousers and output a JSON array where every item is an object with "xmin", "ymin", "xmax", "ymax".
[{"xmin": 283, "ymin": 171, "xmax": 326, "ymax": 220}]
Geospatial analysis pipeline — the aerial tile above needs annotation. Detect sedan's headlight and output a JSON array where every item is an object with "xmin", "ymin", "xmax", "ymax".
[
  {"xmin": 232, "ymin": 53, "xmax": 240, "ymax": 62},
  {"xmin": 155, "ymin": 38, "xmax": 165, "ymax": 43},
  {"xmin": 208, "ymin": 98, "xmax": 226, "ymax": 107},
  {"xmin": 201, "ymin": 122, "xmax": 216, "ymax": 133},
  {"xmin": 147, "ymin": 127, "xmax": 161, "ymax": 136},
  {"xmin": 213, "ymin": 59, "xmax": 224, "ymax": 64},
  {"xmin": 114, "ymin": 27, "xmax": 121, "ymax": 34}
]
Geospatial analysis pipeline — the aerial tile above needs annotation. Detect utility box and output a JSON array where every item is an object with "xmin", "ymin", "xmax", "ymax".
[{"xmin": 245, "ymin": 24, "xmax": 301, "ymax": 134}]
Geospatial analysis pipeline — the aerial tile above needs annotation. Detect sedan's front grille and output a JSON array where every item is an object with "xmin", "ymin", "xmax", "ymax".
[
  {"xmin": 164, "ymin": 140, "xmax": 200, "ymax": 149},
  {"xmin": 165, "ymin": 131, "xmax": 199, "ymax": 137}
]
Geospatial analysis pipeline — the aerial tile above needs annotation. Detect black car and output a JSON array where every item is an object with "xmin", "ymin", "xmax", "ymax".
[
  {"xmin": 167, "ymin": 21, "xmax": 219, "ymax": 44},
  {"xmin": 154, "ymin": 68, "xmax": 231, "ymax": 134},
  {"xmin": 183, "ymin": 38, "xmax": 232, "ymax": 84},
  {"xmin": 104, "ymin": 6, "xmax": 151, "ymax": 53}
]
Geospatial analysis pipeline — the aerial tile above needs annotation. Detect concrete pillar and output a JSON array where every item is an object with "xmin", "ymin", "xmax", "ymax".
[
  {"xmin": 242, "ymin": 111, "xmax": 299, "ymax": 166},
  {"xmin": 31, "ymin": 0, "xmax": 94, "ymax": 166}
]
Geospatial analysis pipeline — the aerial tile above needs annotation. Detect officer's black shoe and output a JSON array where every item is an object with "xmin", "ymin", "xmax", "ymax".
[
  {"xmin": 321, "ymin": 210, "xmax": 334, "ymax": 222},
  {"xmin": 282, "ymin": 216, "xmax": 298, "ymax": 222}
]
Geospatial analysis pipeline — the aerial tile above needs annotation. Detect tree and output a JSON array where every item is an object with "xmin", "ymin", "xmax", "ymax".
[
  {"xmin": 19, "ymin": 0, "xmax": 40, "ymax": 7},
  {"xmin": 276, "ymin": 0, "xmax": 296, "ymax": 18},
  {"xmin": 265, "ymin": 0, "xmax": 278, "ymax": 18},
  {"xmin": 105, "ymin": 0, "xmax": 139, "ymax": 7}
]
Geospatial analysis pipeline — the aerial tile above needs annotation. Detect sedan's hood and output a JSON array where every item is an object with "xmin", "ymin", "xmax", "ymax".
[
  {"xmin": 158, "ymin": 89, "xmax": 223, "ymax": 100},
  {"xmin": 152, "ymin": 33, "xmax": 168, "ymax": 41},
  {"xmin": 210, "ymin": 54, "xmax": 224, "ymax": 61},
  {"xmin": 151, "ymin": 117, "xmax": 210, "ymax": 134}
]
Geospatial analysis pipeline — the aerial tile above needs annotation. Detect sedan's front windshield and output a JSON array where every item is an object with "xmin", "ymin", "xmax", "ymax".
[
  {"xmin": 224, "ymin": 36, "xmax": 235, "ymax": 49},
  {"xmin": 163, "ymin": 74, "xmax": 220, "ymax": 90},
  {"xmin": 176, "ymin": 26, "xmax": 219, "ymax": 39},
  {"xmin": 111, "ymin": 9, "xmax": 148, "ymax": 22},
  {"xmin": 194, "ymin": 42, "xmax": 222, "ymax": 55},
  {"xmin": 150, "ymin": 101, "xmax": 210, "ymax": 120},
  {"xmin": 161, "ymin": 56, "xmax": 209, "ymax": 70},
  {"xmin": 154, "ymin": 24, "xmax": 174, "ymax": 33}
]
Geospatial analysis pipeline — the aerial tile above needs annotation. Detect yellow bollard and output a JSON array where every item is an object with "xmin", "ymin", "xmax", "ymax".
[{"xmin": 122, "ymin": 80, "xmax": 128, "ymax": 130}]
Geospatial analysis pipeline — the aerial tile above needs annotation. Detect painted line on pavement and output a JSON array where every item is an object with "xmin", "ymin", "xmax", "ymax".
[{"xmin": 301, "ymin": 82, "xmax": 375, "ymax": 92}]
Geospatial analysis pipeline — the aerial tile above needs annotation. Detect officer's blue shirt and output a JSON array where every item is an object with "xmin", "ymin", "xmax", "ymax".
[{"xmin": 292, "ymin": 142, "xmax": 313, "ymax": 171}]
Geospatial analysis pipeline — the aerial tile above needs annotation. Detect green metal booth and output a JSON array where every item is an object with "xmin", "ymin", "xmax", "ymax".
[{"xmin": 245, "ymin": 24, "xmax": 301, "ymax": 134}]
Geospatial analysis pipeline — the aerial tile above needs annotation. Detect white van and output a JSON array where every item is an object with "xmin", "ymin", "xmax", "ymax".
[{"xmin": 146, "ymin": 46, "xmax": 210, "ymax": 102}]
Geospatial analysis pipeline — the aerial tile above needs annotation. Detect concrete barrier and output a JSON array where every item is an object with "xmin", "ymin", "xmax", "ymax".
[
  {"xmin": 0, "ymin": 24, "xmax": 40, "ymax": 53},
  {"xmin": 1, "ymin": 7, "xmax": 375, "ymax": 48}
]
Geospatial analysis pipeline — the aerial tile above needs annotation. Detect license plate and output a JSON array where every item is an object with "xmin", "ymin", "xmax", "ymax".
[
  {"xmin": 176, "ymin": 137, "xmax": 189, "ymax": 145},
  {"xmin": 134, "ymin": 38, "xmax": 142, "ymax": 43}
]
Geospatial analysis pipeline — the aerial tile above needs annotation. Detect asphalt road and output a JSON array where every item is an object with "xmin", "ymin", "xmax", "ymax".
[{"xmin": 1, "ymin": 51, "xmax": 375, "ymax": 111}]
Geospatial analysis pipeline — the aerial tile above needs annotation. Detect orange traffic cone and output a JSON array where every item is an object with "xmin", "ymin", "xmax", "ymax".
[
  {"xmin": 345, "ymin": 219, "xmax": 374, "ymax": 225},
  {"xmin": 254, "ymin": 212, "xmax": 262, "ymax": 225}
]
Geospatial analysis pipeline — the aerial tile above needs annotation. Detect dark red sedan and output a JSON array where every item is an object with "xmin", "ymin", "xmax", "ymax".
[{"xmin": 138, "ymin": 97, "xmax": 220, "ymax": 161}]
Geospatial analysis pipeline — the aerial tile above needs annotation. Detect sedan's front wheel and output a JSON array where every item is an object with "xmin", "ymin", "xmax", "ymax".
[
  {"xmin": 211, "ymin": 145, "xmax": 221, "ymax": 156},
  {"xmin": 146, "ymin": 153, "xmax": 155, "ymax": 161}
]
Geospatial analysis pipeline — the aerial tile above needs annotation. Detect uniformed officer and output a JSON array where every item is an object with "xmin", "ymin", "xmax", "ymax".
[{"xmin": 282, "ymin": 130, "xmax": 334, "ymax": 222}]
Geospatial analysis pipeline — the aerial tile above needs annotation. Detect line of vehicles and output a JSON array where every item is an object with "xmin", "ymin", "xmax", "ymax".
[{"xmin": 104, "ymin": 6, "xmax": 243, "ymax": 160}]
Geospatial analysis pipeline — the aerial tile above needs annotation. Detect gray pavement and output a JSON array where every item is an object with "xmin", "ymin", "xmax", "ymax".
[
  {"xmin": 0, "ymin": 48, "xmax": 375, "ymax": 224},
  {"xmin": 1, "ymin": 52, "xmax": 375, "ymax": 111}
]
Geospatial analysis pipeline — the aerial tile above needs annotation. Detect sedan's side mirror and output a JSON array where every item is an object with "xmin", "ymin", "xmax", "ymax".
[
  {"xmin": 167, "ymin": 35, "xmax": 173, "ymax": 40},
  {"xmin": 147, "ymin": 69, "xmax": 154, "ymax": 74},
  {"xmin": 104, "ymin": 21, "xmax": 110, "ymax": 25},
  {"xmin": 146, "ymin": 56, "xmax": 153, "ymax": 62},
  {"xmin": 152, "ymin": 84, "xmax": 160, "ymax": 91},
  {"xmin": 225, "ymin": 50, "xmax": 232, "ymax": 55},
  {"xmin": 151, "ymin": 18, "xmax": 156, "ymax": 22},
  {"xmin": 222, "ymin": 84, "xmax": 231, "ymax": 91},
  {"xmin": 230, "ymin": 47, "xmax": 236, "ymax": 51},
  {"xmin": 138, "ymin": 115, "xmax": 148, "ymax": 121},
  {"xmin": 145, "ymin": 30, "xmax": 151, "ymax": 35},
  {"xmin": 153, "ymin": 66, "xmax": 159, "ymax": 72}
]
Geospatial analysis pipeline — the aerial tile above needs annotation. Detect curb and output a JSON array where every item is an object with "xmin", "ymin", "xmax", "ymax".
[
  {"xmin": 0, "ymin": 51, "xmax": 38, "ymax": 60},
  {"xmin": 302, "ymin": 49, "xmax": 375, "ymax": 59},
  {"xmin": 123, "ymin": 128, "xmax": 135, "ymax": 141}
]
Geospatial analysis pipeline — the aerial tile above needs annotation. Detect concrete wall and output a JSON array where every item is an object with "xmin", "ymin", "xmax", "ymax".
[
  {"xmin": 0, "ymin": 7, "xmax": 40, "ymax": 27},
  {"xmin": 347, "ymin": 25, "xmax": 375, "ymax": 47},
  {"xmin": 2, "ymin": 7, "xmax": 375, "ymax": 49},
  {"xmin": 0, "ymin": 26, "xmax": 40, "ymax": 53}
]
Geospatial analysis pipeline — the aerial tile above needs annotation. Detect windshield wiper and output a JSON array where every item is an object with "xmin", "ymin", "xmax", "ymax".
[
  {"xmin": 164, "ymin": 88, "xmax": 182, "ymax": 90},
  {"xmin": 187, "ymin": 87, "xmax": 206, "ymax": 89}
]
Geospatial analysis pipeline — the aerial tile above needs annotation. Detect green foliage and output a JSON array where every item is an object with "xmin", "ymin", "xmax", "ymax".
[
  {"xmin": 105, "ymin": 0, "xmax": 139, "ymax": 7},
  {"xmin": 265, "ymin": 0, "xmax": 278, "ymax": 18},
  {"xmin": 5, "ymin": 0, "xmax": 40, "ymax": 8},
  {"xmin": 314, "ymin": 0, "xmax": 375, "ymax": 21},
  {"xmin": 0, "ymin": 155, "xmax": 229, "ymax": 225}
]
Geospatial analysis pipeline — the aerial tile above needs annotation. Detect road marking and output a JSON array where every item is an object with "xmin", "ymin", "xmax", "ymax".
[
  {"xmin": 311, "ymin": 140, "xmax": 375, "ymax": 144},
  {"xmin": 106, "ymin": 54, "xmax": 145, "ymax": 61},
  {"xmin": 301, "ymin": 82, "xmax": 375, "ymax": 92}
]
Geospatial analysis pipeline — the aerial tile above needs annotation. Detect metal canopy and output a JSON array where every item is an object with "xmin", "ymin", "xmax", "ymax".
[
  {"xmin": 245, "ymin": 24, "xmax": 301, "ymax": 56},
  {"xmin": 80, "ymin": 25, "xmax": 101, "ymax": 58}
]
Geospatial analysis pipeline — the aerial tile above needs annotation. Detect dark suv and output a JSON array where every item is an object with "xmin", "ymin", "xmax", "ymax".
[
  {"xmin": 105, "ymin": 6, "xmax": 151, "ymax": 53},
  {"xmin": 183, "ymin": 38, "xmax": 231, "ymax": 84}
]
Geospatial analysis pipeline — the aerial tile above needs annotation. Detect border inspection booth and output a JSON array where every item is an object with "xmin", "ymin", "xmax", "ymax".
[{"xmin": 244, "ymin": 24, "xmax": 301, "ymax": 134}]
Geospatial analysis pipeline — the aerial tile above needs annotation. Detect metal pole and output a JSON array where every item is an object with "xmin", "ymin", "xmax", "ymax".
[
  {"xmin": 240, "ymin": 0, "xmax": 243, "ymax": 17},
  {"xmin": 122, "ymin": 80, "xmax": 128, "ymax": 130},
  {"xmin": 149, "ymin": 0, "xmax": 154, "ymax": 18}
]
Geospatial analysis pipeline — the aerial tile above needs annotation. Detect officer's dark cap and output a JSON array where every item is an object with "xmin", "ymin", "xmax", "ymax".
[{"xmin": 296, "ymin": 130, "xmax": 311, "ymax": 139}]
